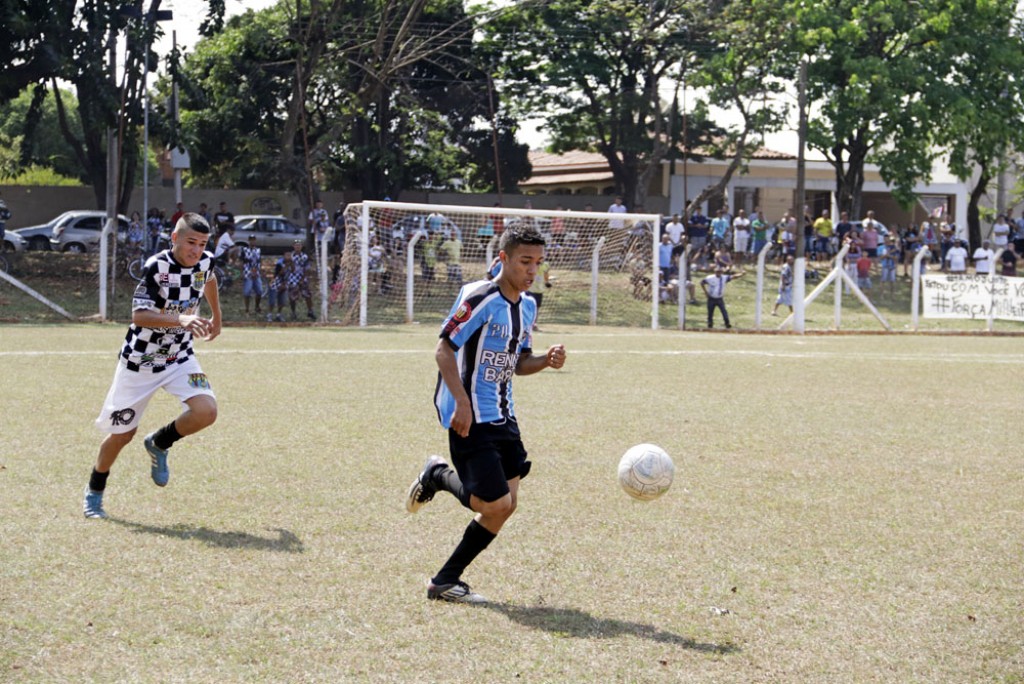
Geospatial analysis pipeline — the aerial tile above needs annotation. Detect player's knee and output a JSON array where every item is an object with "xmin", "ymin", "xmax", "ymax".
[
  {"xmin": 482, "ymin": 494, "xmax": 515, "ymax": 521},
  {"xmin": 187, "ymin": 397, "xmax": 218, "ymax": 428}
]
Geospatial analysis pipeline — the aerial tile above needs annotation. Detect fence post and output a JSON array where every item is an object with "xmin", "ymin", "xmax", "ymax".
[
  {"xmin": 590, "ymin": 236, "xmax": 607, "ymax": 325},
  {"xmin": 406, "ymin": 232, "xmax": 423, "ymax": 324}
]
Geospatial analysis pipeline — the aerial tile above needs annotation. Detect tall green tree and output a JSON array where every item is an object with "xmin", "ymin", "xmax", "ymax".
[
  {"xmin": 787, "ymin": 0, "xmax": 996, "ymax": 218},
  {"xmin": 173, "ymin": 0, "xmax": 527, "ymax": 202},
  {"xmin": 0, "ymin": 87, "xmax": 86, "ymax": 181},
  {"xmin": 936, "ymin": 1, "xmax": 1024, "ymax": 250}
]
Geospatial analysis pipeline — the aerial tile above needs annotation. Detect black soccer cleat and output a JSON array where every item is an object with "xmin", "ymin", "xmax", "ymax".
[{"xmin": 405, "ymin": 455, "xmax": 446, "ymax": 513}]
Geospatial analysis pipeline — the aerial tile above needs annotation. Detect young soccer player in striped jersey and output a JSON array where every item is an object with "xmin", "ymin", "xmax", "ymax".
[
  {"xmin": 405, "ymin": 222, "xmax": 567, "ymax": 604},
  {"xmin": 82, "ymin": 213, "xmax": 222, "ymax": 519}
]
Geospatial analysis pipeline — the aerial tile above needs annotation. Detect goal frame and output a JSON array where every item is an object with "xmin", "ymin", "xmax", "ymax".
[{"xmin": 350, "ymin": 200, "xmax": 665, "ymax": 329}]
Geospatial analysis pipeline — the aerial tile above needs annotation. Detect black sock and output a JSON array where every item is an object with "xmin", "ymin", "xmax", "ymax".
[
  {"xmin": 434, "ymin": 466, "xmax": 472, "ymax": 509},
  {"xmin": 88, "ymin": 468, "xmax": 109, "ymax": 492},
  {"xmin": 432, "ymin": 519, "xmax": 497, "ymax": 586},
  {"xmin": 152, "ymin": 420, "xmax": 183, "ymax": 450}
]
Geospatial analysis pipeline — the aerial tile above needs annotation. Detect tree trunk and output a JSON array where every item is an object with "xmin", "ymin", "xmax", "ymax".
[{"xmin": 967, "ymin": 167, "xmax": 990, "ymax": 252}]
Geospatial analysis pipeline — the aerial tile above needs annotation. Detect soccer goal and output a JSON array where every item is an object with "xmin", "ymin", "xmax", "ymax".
[{"xmin": 327, "ymin": 200, "xmax": 665, "ymax": 328}]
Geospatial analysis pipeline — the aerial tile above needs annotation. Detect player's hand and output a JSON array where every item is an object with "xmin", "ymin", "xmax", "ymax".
[
  {"xmin": 205, "ymin": 318, "xmax": 222, "ymax": 342},
  {"xmin": 451, "ymin": 399, "xmax": 472, "ymax": 438},
  {"xmin": 179, "ymin": 314, "xmax": 213, "ymax": 339},
  {"xmin": 546, "ymin": 344, "xmax": 566, "ymax": 369}
]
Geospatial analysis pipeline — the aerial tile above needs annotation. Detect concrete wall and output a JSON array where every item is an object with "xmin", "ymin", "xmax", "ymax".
[{"xmin": 0, "ymin": 185, "xmax": 666, "ymax": 229}]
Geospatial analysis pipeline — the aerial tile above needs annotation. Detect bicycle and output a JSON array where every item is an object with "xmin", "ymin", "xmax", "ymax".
[
  {"xmin": 116, "ymin": 244, "xmax": 147, "ymax": 281},
  {"xmin": 213, "ymin": 260, "xmax": 241, "ymax": 292}
]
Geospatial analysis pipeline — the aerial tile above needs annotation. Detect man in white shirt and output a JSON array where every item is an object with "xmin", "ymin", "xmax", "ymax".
[
  {"xmin": 665, "ymin": 213, "xmax": 685, "ymax": 245},
  {"xmin": 991, "ymin": 215, "xmax": 1011, "ymax": 250},
  {"xmin": 701, "ymin": 266, "xmax": 745, "ymax": 329},
  {"xmin": 973, "ymin": 240, "xmax": 995, "ymax": 275},
  {"xmin": 213, "ymin": 224, "xmax": 235, "ymax": 265},
  {"xmin": 608, "ymin": 196, "xmax": 628, "ymax": 230},
  {"xmin": 944, "ymin": 239, "xmax": 968, "ymax": 273},
  {"xmin": 732, "ymin": 209, "xmax": 751, "ymax": 262}
]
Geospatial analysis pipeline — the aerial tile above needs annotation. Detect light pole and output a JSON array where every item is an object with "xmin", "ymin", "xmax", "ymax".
[{"xmin": 140, "ymin": 9, "xmax": 173, "ymax": 230}]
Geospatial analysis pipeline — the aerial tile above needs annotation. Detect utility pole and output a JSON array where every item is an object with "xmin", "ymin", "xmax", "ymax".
[{"xmin": 102, "ymin": 17, "xmax": 119, "ymax": 322}]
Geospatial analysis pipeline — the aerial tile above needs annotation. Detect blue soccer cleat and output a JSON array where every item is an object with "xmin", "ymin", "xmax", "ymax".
[
  {"xmin": 83, "ymin": 487, "xmax": 107, "ymax": 519},
  {"xmin": 144, "ymin": 433, "xmax": 170, "ymax": 487}
]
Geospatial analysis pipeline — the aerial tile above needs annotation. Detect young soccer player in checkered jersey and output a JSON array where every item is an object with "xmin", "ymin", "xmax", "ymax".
[
  {"xmin": 405, "ymin": 222, "xmax": 568, "ymax": 604},
  {"xmin": 83, "ymin": 213, "xmax": 223, "ymax": 519}
]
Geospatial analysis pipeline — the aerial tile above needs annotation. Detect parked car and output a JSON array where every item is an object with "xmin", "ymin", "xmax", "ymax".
[
  {"xmin": 49, "ymin": 211, "xmax": 131, "ymax": 253},
  {"xmin": 233, "ymin": 215, "xmax": 306, "ymax": 254},
  {"xmin": 2, "ymin": 229, "xmax": 26, "ymax": 253},
  {"xmin": 849, "ymin": 219, "xmax": 889, "ymax": 238},
  {"xmin": 12, "ymin": 213, "xmax": 71, "ymax": 251}
]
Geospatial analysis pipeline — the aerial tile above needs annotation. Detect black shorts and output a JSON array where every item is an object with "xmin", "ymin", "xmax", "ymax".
[
  {"xmin": 448, "ymin": 421, "xmax": 530, "ymax": 503},
  {"xmin": 531, "ymin": 291, "xmax": 544, "ymax": 308}
]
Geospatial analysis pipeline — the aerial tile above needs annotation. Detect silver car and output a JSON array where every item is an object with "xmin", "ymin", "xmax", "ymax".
[
  {"xmin": 2, "ymin": 228, "xmax": 26, "ymax": 253},
  {"xmin": 233, "ymin": 215, "xmax": 307, "ymax": 254},
  {"xmin": 49, "ymin": 211, "xmax": 130, "ymax": 253}
]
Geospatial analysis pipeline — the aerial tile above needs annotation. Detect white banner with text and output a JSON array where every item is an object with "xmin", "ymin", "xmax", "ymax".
[{"xmin": 921, "ymin": 274, "xmax": 1024, "ymax": 320}]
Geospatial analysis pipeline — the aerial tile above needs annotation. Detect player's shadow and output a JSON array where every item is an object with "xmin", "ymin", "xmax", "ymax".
[
  {"xmin": 483, "ymin": 603, "xmax": 738, "ymax": 654},
  {"xmin": 108, "ymin": 519, "xmax": 304, "ymax": 553}
]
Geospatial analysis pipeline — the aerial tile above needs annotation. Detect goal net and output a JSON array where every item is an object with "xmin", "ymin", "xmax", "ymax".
[{"xmin": 327, "ymin": 201, "xmax": 664, "ymax": 328}]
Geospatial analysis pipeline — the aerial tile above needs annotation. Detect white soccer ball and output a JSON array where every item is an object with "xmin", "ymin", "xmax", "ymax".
[{"xmin": 618, "ymin": 443, "xmax": 674, "ymax": 501}]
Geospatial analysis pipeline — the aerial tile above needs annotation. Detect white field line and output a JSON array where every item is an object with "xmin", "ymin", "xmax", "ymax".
[{"xmin": 1, "ymin": 348, "xmax": 1022, "ymax": 364}]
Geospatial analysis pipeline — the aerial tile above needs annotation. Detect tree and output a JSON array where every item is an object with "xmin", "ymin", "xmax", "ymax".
[
  {"xmin": 0, "ymin": 0, "xmax": 72, "ymax": 104},
  {"xmin": 936, "ymin": 1, "xmax": 1024, "ymax": 250},
  {"xmin": 788, "ymin": 0, "xmax": 995, "ymax": 218},
  {"xmin": 172, "ymin": 0, "xmax": 528, "ymax": 204},
  {"xmin": 484, "ymin": 0, "xmax": 754, "ymax": 210},
  {"xmin": 0, "ymin": 87, "xmax": 87, "ymax": 181}
]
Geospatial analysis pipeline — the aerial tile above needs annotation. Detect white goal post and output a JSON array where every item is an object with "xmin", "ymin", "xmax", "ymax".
[{"xmin": 329, "ymin": 200, "xmax": 665, "ymax": 329}]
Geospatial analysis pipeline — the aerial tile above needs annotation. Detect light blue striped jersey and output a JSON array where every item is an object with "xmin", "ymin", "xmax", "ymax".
[{"xmin": 434, "ymin": 279, "xmax": 537, "ymax": 428}]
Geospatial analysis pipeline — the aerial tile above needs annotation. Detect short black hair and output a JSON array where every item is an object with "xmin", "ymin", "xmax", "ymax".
[
  {"xmin": 499, "ymin": 221, "xmax": 545, "ymax": 254},
  {"xmin": 175, "ymin": 212, "xmax": 211, "ymax": 235}
]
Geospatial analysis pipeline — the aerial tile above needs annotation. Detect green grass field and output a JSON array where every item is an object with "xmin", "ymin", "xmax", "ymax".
[{"xmin": 2, "ymin": 324, "xmax": 1022, "ymax": 683}]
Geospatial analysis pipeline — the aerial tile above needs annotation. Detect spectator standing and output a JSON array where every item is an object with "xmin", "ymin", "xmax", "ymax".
[
  {"xmin": 213, "ymin": 202, "xmax": 234, "ymax": 235},
  {"xmin": 146, "ymin": 207, "xmax": 164, "ymax": 256},
  {"xmin": 834, "ymin": 211, "xmax": 853, "ymax": 247},
  {"xmin": 711, "ymin": 208, "xmax": 730, "ymax": 251},
  {"xmin": 197, "ymin": 202, "xmax": 212, "ymax": 226},
  {"xmin": 920, "ymin": 218, "xmax": 939, "ymax": 263},
  {"xmin": 441, "ymin": 233, "xmax": 464, "ymax": 285},
  {"xmin": 240, "ymin": 236, "xmax": 263, "ymax": 316},
  {"xmin": 701, "ymin": 266, "xmax": 744, "ymax": 329},
  {"xmin": 687, "ymin": 205, "xmax": 710, "ymax": 269},
  {"xmin": 308, "ymin": 199, "xmax": 330, "ymax": 249},
  {"xmin": 900, "ymin": 224, "xmax": 919, "ymax": 277},
  {"xmin": 939, "ymin": 221, "xmax": 956, "ymax": 268},
  {"xmin": 1000, "ymin": 245, "xmax": 1018, "ymax": 276},
  {"xmin": 843, "ymin": 232, "xmax": 863, "ymax": 294},
  {"xmin": 861, "ymin": 219, "xmax": 880, "ymax": 264},
  {"xmin": 732, "ymin": 208, "xmax": 751, "ymax": 258},
  {"xmin": 973, "ymin": 240, "xmax": 995, "ymax": 275},
  {"xmin": 659, "ymin": 232, "xmax": 675, "ymax": 283},
  {"xmin": 751, "ymin": 216, "xmax": 769, "ymax": 259},
  {"xmin": 878, "ymin": 236, "xmax": 898, "ymax": 297},
  {"xmin": 288, "ymin": 240, "xmax": 316, "ymax": 321},
  {"xmin": 944, "ymin": 239, "xmax": 969, "ymax": 274},
  {"xmin": 991, "ymin": 214, "xmax": 1011, "ymax": 252},
  {"xmin": 856, "ymin": 251, "xmax": 873, "ymax": 298},
  {"xmin": 665, "ymin": 213, "xmax": 685, "ymax": 245},
  {"xmin": 170, "ymin": 201, "xmax": 185, "ymax": 226},
  {"xmin": 266, "ymin": 251, "xmax": 292, "ymax": 322},
  {"xmin": 608, "ymin": 195, "xmax": 628, "ymax": 230},
  {"xmin": 772, "ymin": 255, "xmax": 794, "ymax": 316},
  {"xmin": 813, "ymin": 209, "xmax": 833, "ymax": 262},
  {"xmin": 127, "ymin": 211, "xmax": 145, "ymax": 253}
]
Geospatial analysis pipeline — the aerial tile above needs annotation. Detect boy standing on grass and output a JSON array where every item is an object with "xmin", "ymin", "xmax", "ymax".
[
  {"xmin": 404, "ymin": 222, "xmax": 567, "ymax": 604},
  {"xmin": 83, "ymin": 214, "xmax": 222, "ymax": 519}
]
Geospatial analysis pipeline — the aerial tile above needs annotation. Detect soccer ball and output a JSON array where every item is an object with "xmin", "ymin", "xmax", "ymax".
[{"xmin": 618, "ymin": 443, "xmax": 674, "ymax": 501}]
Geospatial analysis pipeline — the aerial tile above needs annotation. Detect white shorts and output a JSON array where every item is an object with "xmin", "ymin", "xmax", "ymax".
[
  {"xmin": 734, "ymin": 232, "xmax": 749, "ymax": 253},
  {"xmin": 94, "ymin": 356, "xmax": 215, "ymax": 434}
]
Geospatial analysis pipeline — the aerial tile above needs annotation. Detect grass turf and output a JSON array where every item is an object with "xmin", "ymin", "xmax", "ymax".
[{"xmin": 1, "ymin": 324, "xmax": 1022, "ymax": 682}]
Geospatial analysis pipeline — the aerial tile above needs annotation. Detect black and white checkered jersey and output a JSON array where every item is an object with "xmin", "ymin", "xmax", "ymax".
[{"xmin": 119, "ymin": 249, "xmax": 215, "ymax": 372}]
